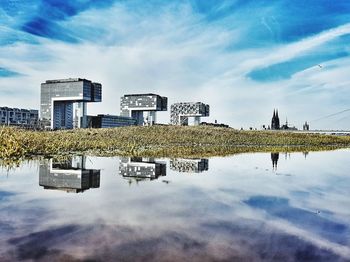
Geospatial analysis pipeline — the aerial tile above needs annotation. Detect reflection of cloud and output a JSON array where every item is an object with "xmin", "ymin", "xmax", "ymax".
[
  {"xmin": 245, "ymin": 196, "xmax": 349, "ymax": 245},
  {"xmin": 203, "ymin": 220, "xmax": 343, "ymax": 261},
  {"xmin": 0, "ymin": 190, "xmax": 15, "ymax": 200},
  {"xmin": 1, "ymin": 152, "xmax": 350, "ymax": 260},
  {"xmin": 8, "ymin": 225, "xmax": 79, "ymax": 261},
  {"xmin": 3, "ymin": 218, "xmax": 345, "ymax": 262}
]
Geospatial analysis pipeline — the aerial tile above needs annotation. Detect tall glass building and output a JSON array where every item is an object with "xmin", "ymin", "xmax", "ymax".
[{"xmin": 40, "ymin": 78, "xmax": 102, "ymax": 129}]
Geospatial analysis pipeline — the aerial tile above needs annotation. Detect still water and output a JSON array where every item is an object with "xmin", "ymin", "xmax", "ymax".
[{"xmin": 0, "ymin": 150, "xmax": 349, "ymax": 261}]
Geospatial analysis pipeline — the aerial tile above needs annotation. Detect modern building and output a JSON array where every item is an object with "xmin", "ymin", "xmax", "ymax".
[
  {"xmin": 170, "ymin": 158, "xmax": 209, "ymax": 173},
  {"xmin": 40, "ymin": 78, "xmax": 102, "ymax": 129},
  {"xmin": 271, "ymin": 109, "xmax": 280, "ymax": 130},
  {"xmin": 0, "ymin": 106, "xmax": 39, "ymax": 127},
  {"xmin": 120, "ymin": 93, "xmax": 168, "ymax": 126},
  {"xmin": 87, "ymin": 114, "xmax": 136, "ymax": 128},
  {"xmin": 119, "ymin": 157, "xmax": 166, "ymax": 181},
  {"xmin": 170, "ymin": 102, "xmax": 209, "ymax": 125},
  {"xmin": 39, "ymin": 156, "xmax": 100, "ymax": 193}
]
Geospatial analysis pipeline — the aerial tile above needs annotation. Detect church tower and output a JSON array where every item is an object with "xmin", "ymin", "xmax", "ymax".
[{"xmin": 271, "ymin": 109, "xmax": 280, "ymax": 130}]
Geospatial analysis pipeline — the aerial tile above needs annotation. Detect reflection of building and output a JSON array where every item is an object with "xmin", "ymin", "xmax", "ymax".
[
  {"xmin": 271, "ymin": 153, "xmax": 279, "ymax": 171},
  {"xmin": 87, "ymin": 114, "xmax": 136, "ymax": 128},
  {"xmin": 39, "ymin": 156, "xmax": 100, "ymax": 193},
  {"xmin": 40, "ymin": 78, "xmax": 102, "ymax": 129},
  {"xmin": 119, "ymin": 157, "xmax": 166, "ymax": 181},
  {"xmin": 170, "ymin": 102, "xmax": 209, "ymax": 126},
  {"xmin": 0, "ymin": 106, "xmax": 38, "ymax": 127},
  {"xmin": 120, "ymin": 94, "xmax": 168, "ymax": 126},
  {"xmin": 170, "ymin": 158, "xmax": 209, "ymax": 173}
]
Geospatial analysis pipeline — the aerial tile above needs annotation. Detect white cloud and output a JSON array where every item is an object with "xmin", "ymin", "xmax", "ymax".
[{"xmin": 0, "ymin": 2, "xmax": 350, "ymax": 129}]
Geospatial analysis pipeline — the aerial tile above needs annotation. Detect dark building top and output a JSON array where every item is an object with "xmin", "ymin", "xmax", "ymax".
[
  {"xmin": 123, "ymin": 93, "xmax": 162, "ymax": 97},
  {"xmin": 87, "ymin": 114, "xmax": 136, "ymax": 128},
  {"xmin": 271, "ymin": 109, "xmax": 280, "ymax": 130},
  {"xmin": 44, "ymin": 78, "xmax": 98, "ymax": 84},
  {"xmin": 303, "ymin": 121, "xmax": 310, "ymax": 131}
]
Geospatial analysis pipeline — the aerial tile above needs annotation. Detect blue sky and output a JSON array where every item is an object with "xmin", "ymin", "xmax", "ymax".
[{"xmin": 1, "ymin": 0, "xmax": 350, "ymax": 129}]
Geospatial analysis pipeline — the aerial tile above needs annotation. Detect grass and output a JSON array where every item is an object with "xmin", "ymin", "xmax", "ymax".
[{"xmin": 1, "ymin": 125, "xmax": 350, "ymax": 161}]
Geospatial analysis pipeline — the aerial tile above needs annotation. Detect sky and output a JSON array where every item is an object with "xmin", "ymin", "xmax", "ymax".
[{"xmin": 0, "ymin": 0, "xmax": 350, "ymax": 129}]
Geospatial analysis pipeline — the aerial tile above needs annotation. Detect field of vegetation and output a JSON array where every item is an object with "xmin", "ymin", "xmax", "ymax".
[{"xmin": 1, "ymin": 125, "xmax": 350, "ymax": 162}]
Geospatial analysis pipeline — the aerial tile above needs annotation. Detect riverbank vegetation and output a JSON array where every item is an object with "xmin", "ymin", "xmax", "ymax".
[{"xmin": 1, "ymin": 126, "xmax": 350, "ymax": 160}]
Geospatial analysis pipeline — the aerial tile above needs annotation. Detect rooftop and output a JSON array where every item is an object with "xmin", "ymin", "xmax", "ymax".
[
  {"xmin": 123, "ymin": 93, "xmax": 165, "ymax": 97},
  {"xmin": 44, "ymin": 78, "xmax": 91, "ymax": 84}
]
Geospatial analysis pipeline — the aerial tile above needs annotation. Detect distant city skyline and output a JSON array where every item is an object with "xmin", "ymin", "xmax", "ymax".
[{"xmin": 1, "ymin": 1, "xmax": 350, "ymax": 129}]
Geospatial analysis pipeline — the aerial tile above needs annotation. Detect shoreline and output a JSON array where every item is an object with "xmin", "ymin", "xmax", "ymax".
[{"xmin": 1, "ymin": 125, "xmax": 350, "ymax": 161}]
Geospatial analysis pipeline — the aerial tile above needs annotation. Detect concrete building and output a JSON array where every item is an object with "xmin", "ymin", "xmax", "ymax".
[
  {"xmin": 120, "ymin": 93, "xmax": 167, "ymax": 126},
  {"xmin": 39, "ymin": 156, "xmax": 100, "ymax": 193},
  {"xmin": 119, "ymin": 157, "xmax": 166, "ymax": 181},
  {"xmin": 40, "ymin": 78, "xmax": 102, "ymax": 129},
  {"xmin": 170, "ymin": 158, "xmax": 209, "ymax": 173},
  {"xmin": 87, "ymin": 114, "xmax": 136, "ymax": 128},
  {"xmin": 170, "ymin": 102, "xmax": 209, "ymax": 125},
  {"xmin": 0, "ymin": 106, "xmax": 38, "ymax": 127}
]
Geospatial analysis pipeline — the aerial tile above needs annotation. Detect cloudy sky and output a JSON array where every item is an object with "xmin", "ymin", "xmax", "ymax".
[{"xmin": 0, "ymin": 0, "xmax": 350, "ymax": 129}]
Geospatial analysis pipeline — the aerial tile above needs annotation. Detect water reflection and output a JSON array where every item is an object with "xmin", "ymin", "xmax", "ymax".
[
  {"xmin": 170, "ymin": 158, "xmax": 209, "ymax": 173},
  {"xmin": 271, "ymin": 153, "xmax": 279, "ymax": 171},
  {"xmin": 1, "ymin": 151, "xmax": 350, "ymax": 261},
  {"xmin": 271, "ymin": 152, "xmax": 309, "ymax": 171},
  {"xmin": 39, "ymin": 156, "xmax": 100, "ymax": 193},
  {"xmin": 119, "ymin": 157, "xmax": 166, "ymax": 182}
]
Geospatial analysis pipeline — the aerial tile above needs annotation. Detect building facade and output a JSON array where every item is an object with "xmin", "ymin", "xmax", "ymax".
[
  {"xmin": 120, "ymin": 93, "xmax": 167, "ymax": 125},
  {"xmin": 87, "ymin": 114, "xmax": 136, "ymax": 128},
  {"xmin": 40, "ymin": 78, "xmax": 102, "ymax": 129},
  {"xmin": 0, "ymin": 106, "xmax": 39, "ymax": 127},
  {"xmin": 170, "ymin": 102, "xmax": 209, "ymax": 125}
]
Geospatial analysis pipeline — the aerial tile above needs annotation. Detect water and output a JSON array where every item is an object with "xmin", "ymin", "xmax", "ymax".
[{"xmin": 0, "ymin": 150, "xmax": 349, "ymax": 261}]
